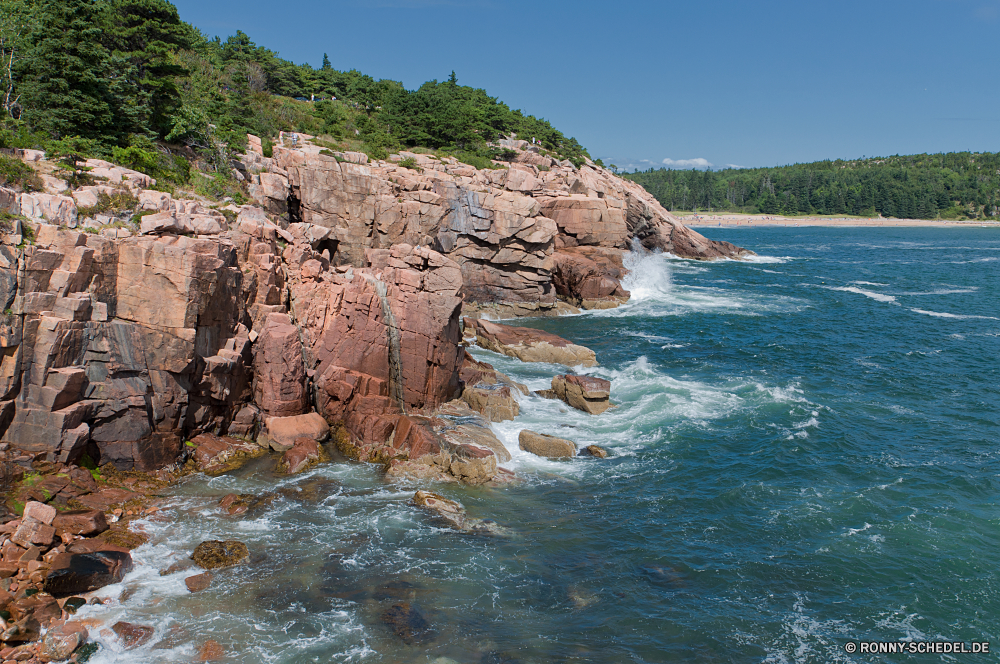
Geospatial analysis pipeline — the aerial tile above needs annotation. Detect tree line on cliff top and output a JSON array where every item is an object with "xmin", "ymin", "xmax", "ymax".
[
  {"xmin": 625, "ymin": 153, "xmax": 1000, "ymax": 221},
  {"xmin": 0, "ymin": 0, "xmax": 591, "ymax": 187}
]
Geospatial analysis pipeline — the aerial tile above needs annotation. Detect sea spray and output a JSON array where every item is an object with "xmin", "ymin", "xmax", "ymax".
[{"xmin": 622, "ymin": 239, "xmax": 672, "ymax": 301}]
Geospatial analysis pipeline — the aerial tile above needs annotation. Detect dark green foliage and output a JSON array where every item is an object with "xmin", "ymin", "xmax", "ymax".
[
  {"xmin": 17, "ymin": 0, "xmax": 118, "ymax": 142},
  {"xmin": 626, "ymin": 153, "xmax": 1000, "ymax": 220}
]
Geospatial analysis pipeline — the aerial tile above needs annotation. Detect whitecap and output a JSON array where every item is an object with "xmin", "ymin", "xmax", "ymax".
[
  {"xmin": 910, "ymin": 309, "xmax": 999, "ymax": 320},
  {"xmin": 822, "ymin": 285, "xmax": 897, "ymax": 303}
]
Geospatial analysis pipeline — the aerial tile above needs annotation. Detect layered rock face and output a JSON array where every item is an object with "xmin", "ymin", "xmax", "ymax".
[
  {"xmin": 0, "ymin": 227, "xmax": 254, "ymax": 469},
  {"xmin": 0, "ymin": 134, "xmax": 745, "ymax": 481},
  {"xmin": 243, "ymin": 133, "xmax": 749, "ymax": 312}
]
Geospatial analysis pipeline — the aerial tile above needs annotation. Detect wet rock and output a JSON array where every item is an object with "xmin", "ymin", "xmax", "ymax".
[
  {"xmin": 112, "ymin": 621, "xmax": 154, "ymax": 649},
  {"xmin": 578, "ymin": 444, "xmax": 609, "ymax": 458},
  {"xmin": 191, "ymin": 540, "xmax": 249, "ymax": 570},
  {"xmin": 380, "ymin": 602, "xmax": 434, "ymax": 645},
  {"xmin": 276, "ymin": 438, "xmax": 322, "ymax": 474},
  {"xmin": 44, "ymin": 550, "xmax": 133, "ymax": 595},
  {"xmin": 518, "ymin": 430, "xmax": 577, "ymax": 458},
  {"xmin": 551, "ymin": 374, "xmax": 612, "ymax": 415},
  {"xmin": 464, "ymin": 318, "xmax": 597, "ymax": 367},
  {"xmin": 40, "ymin": 621, "xmax": 86, "ymax": 661},
  {"xmin": 262, "ymin": 412, "xmax": 329, "ymax": 451},
  {"xmin": 52, "ymin": 509, "xmax": 108, "ymax": 537},
  {"xmin": 459, "ymin": 351, "xmax": 527, "ymax": 423},
  {"xmin": 62, "ymin": 596, "xmax": 87, "ymax": 614},
  {"xmin": 412, "ymin": 490, "xmax": 507, "ymax": 536},
  {"xmin": 189, "ymin": 432, "xmax": 265, "ymax": 475},
  {"xmin": 198, "ymin": 639, "xmax": 225, "ymax": 661},
  {"xmin": 217, "ymin": 492, "xmax": 276, "ymax": 516},
  {"xmin": 185, "ymin": 572, "xmax": 213, "ymax": 593}
]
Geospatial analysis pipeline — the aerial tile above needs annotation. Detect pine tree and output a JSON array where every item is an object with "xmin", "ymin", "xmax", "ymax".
[
  {"xmin": 103, "ymin": 0, "xmax": 193, "ymax": 137},
  {"xmin": 18, "ymin": 0, "xmax": 116, "ymax": 141},
  {"xmin": 322, "ymin": 53, "xmax": 331, "ymax": 70}
]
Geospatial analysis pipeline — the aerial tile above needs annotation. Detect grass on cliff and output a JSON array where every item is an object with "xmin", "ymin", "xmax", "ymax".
[{"xmin": 0, "ymin": 153, "xmax": 43, "ymax": 192}]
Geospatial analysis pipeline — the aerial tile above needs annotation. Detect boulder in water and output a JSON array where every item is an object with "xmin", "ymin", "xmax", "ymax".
[
  {"xmin": 191, "ymin": 540, "xmax": 249, "ymax": 569},
  {"xmin": 518, "ymin": 430, "xmax": 577, "ymax": 458},
  {"xmin": 551, "ymin": 374, "xmax": 612, "ymax": 415},
  {"xmin": 380, "ymin": 602, "xmax": 434, "ymax": 644},
  {"xmin": 412, "ymin": 490, "xmax": 507, "ymax": 536},
  {"xmin": 44, "ymin": 551, "xmax": 134, "ymax": 595},
  {"xmin": 112, "ymin": 621, "xmax": 154, "ymax": 649},
  {"xmin": 579, "ymin": 444, "xmax": 609, "ymax": 458}
]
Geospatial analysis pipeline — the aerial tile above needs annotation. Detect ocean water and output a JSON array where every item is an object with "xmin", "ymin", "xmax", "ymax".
[{"xmin": 76, "ymin": 227, "xmax": 1000, "ymax": 663}]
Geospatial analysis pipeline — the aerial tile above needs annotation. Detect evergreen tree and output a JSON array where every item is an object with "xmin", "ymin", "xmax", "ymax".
[
  {"xmin": 17, "ymin": 0, "xmax": 117, "ymax": 142},
  {"xmin": 103, "ymin": 0, "xmax": 193, "ymax": 137},
  {"xmin": 322, "ymin": 53, "xmax": 331, "ymax": 70}
]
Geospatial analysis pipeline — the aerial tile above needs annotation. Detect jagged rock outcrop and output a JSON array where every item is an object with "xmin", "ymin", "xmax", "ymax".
[
  {"xmin": 0, "ymin": 137, "xmax": 742, "ymax": 482},
  {"xmin": 241, "ymin": 133, "xmax": 749, "ymax": 312}
]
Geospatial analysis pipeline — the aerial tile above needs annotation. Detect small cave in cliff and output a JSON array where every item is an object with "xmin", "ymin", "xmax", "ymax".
[{"xmin": 317, "ymin": 238, "xmax": 340, "ymax": 265}]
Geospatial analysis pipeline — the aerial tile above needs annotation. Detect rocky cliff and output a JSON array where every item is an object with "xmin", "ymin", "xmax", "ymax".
[{"xmin": 0, "ymin": 138, "xmax": 746, "ymax": 482}]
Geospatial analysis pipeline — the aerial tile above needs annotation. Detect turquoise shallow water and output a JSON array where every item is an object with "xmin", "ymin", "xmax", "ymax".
[{"xmin": 78, "ymin": 227, "xmax": 999, "ymax": 663}]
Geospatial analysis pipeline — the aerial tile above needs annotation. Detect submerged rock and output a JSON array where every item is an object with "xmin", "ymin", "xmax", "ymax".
[
  {"xmin": 579, "ymin": 444, "xmax": 609, "ymax": 458},
  {"xmin": 44, "ymin": 551, "xmax": 134, "ymax": 595},
  {"xmin": 464, "ymin": 317, "xmax": 597, "ymax": 367},
  {"xmin": 518, "ymin": 430, "xmax": 577, "ymax": 458},
  {"xmin": 185, "ymin": 571, "xmax": 213, "ymax": 593},
  {"xmin": 112, "ymin": 621, "xmax": 154, "ymax": 649},
  {"xmin": 191, "ymin": 540, "xmax": 249, "ymax": 570},
  {"xmin": 380, "ymin": 602, "xmax": 434, "ymax": 644},
  {"xmin": 550, "ymin": 374, "xmax": 612, "ymax": 415},
  {"xmin": 412, "ymin": 490, "xmax": 507, "ymax": 536}
]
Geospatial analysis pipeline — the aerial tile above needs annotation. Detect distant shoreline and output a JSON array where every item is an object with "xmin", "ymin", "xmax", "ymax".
[{"xmin": 681, "ymin": 214, "xmax": 1000, "ymax": 229}]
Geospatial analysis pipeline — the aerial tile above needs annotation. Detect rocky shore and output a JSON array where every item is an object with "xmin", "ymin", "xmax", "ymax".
[{"xmin": 0, "ymin": 136, "xmax": 746, "ymax": 659}]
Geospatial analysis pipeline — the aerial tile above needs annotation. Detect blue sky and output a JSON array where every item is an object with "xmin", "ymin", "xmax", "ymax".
[{"xmin": 172, "ymin": 0, "xmax": 1000, "ymax": 170}]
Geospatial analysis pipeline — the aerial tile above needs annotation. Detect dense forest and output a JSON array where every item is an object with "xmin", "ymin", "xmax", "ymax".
[
  {"xmin": 0, "ymin": 0, "xmax": 591, "ymax": 189},
  {"xmin": 625, "ymin": 153, "xmax": 1000, "ymax": 220}
]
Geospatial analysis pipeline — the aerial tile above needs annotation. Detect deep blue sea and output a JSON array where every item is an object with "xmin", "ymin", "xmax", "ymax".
[{"xmin": 80, "ymin": 227, "xmax": 999, "ymax": 663}]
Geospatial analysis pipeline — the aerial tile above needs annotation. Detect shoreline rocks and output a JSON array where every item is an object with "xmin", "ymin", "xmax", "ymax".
[
  {"xmin": 518, "ymin": 430, "xmax": 577, "ymax": 458},
  {"xmin": 546, "ymin": 374, "xmax": 613, "ymax": 415},
  {"xmin": 464, "ymin": 317, "xmax": 597, "ymax": 367}
]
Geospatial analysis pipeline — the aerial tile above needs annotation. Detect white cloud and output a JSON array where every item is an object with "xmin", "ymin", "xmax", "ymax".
[{"xmin": 662, "ymin": 157, "xmax": 713, "ymax": 169}]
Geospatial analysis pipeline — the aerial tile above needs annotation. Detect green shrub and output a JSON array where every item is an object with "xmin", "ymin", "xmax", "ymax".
[
  {"xmin": 78, "ymin": 190, "xmax": 139, "ymax": 218},
  {"xmin": 398, "ymin": 157, "xmax": 422, "ymax": 172},
  {"xmin": 193, "ymin": 171, "xmax": 249, "ymax": 205},
  {"xmin": 262, "ymin": 137, "xmax": 274, "ymax": 158},
  {"xmin": 0, "ymin": 154, "xmax": 43, "ymax": 191}
]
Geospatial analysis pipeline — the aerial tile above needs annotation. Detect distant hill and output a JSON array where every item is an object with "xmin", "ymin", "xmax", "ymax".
[
  {"xmin": 0, "ymin": 0, "xmax": 591, "ymax": 184},
  {"xmin": 625, "ymin": 153, "xmax": 1000, "ymax": 220}
]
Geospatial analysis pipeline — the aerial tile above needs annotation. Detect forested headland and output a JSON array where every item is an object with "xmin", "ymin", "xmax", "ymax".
[
  {"xmin": 0, "ymin": 0, "xmax": 592, "ymax": 195},
  {"xmin": 625, "ymin": 153, "xmax": 1000, "ymax": 220}
]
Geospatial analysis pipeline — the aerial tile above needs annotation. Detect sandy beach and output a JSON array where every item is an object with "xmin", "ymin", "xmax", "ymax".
[{"xmin": 681, "ymin": 213, "xmax": 1000, "ymax": 228}]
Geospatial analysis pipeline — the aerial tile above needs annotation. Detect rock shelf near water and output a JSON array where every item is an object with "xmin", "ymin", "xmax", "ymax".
[{"xmin": 464, "ymin": 317, "xmax": 598, "ymax": 367}]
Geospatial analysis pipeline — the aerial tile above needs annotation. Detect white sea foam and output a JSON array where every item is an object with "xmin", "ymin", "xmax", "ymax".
[
  {"xmin": 823, "ymin": 286, "xmax": 898, "ymax": 303},
  {"xmin": 851, "ymin": 281, "xmax": 889, "ymax": 287},
  {"xmin": 910, "ymin": 309, "xmax": 999, "ymax": 320}
]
